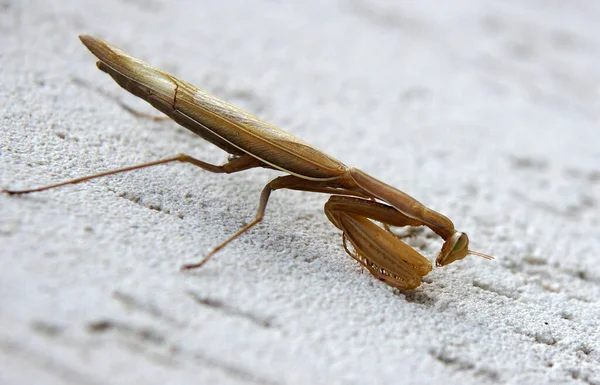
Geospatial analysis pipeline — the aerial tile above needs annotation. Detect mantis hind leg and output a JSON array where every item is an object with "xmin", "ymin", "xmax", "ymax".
[{"xmin": 2, "ymin": 154, "xmax": 262, "ymax": 195}]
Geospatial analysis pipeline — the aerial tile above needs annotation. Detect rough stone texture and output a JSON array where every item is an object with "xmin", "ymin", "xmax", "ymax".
[{"xmin": 1, "ymin": 1, "xmax": 599, "ymax": 384}]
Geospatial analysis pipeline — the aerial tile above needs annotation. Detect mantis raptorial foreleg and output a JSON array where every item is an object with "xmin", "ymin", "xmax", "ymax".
[
  {"xmin": 333, "ymin": 212, "xmax": 430, "ymax": 290},
  {"xmin": 324, "ymin": 195, "xmax": 433, "ymax": 289},
  {"xmin": 324, "ymin": 196, "xmax": 425, "ymax": 228}
]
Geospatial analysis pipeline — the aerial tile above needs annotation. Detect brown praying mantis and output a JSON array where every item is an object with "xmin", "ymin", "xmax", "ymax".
[{"xmin": 2, "ymin": 35, "xmax": 493, "ymax": 290}]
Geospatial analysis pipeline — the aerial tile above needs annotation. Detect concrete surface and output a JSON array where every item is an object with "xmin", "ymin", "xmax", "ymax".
[{"xmin": 1, "ymin": 1, "xmax": 599, "ymax": 384}]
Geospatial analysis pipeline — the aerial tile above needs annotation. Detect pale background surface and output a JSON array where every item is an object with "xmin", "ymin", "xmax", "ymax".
[{"xmin": 1, "ymin": 1, "xmax": 599, "ymax": 384}]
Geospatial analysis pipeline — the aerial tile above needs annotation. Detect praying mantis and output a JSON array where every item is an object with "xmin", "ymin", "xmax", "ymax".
[{"xmin": 2, "ymin": 35, "xmax": 492, "ymax": 290}]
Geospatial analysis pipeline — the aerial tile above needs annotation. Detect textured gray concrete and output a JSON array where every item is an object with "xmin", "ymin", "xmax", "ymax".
[{"xmin": 1, "ymin": 1, "xmax": 599, "ymax": 384}]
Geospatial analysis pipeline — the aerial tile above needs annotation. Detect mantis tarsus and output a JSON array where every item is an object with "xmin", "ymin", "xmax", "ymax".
[{"xmin": 2, "ymin": 35, "xmax": 493, "ymax": 290}]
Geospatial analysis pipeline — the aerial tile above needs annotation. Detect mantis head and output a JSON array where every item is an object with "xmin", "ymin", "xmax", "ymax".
[{"xmin": 436, "ymin": 232, "xmax": 493, "ymax": 267}]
